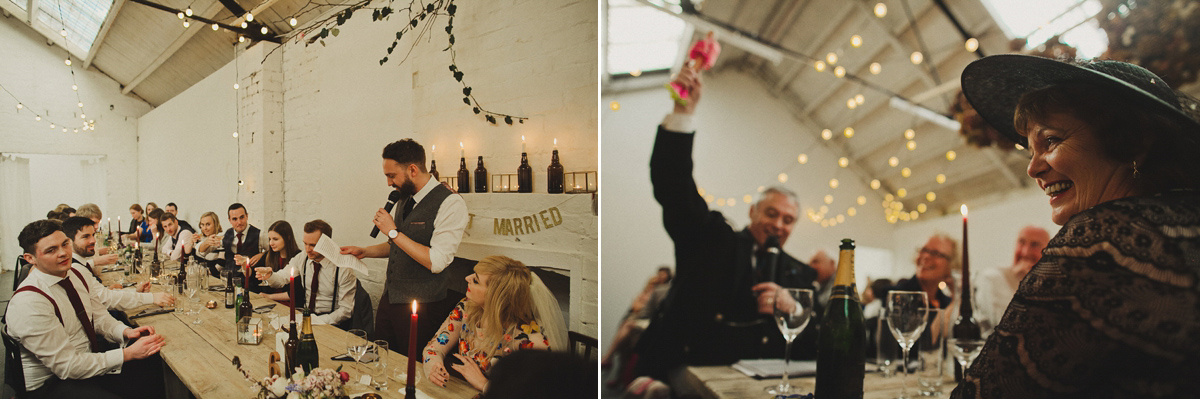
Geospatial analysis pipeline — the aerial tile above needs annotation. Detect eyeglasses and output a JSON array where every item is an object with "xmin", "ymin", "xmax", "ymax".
[{"xmin": 917, "ymin": 247, "xmax": 951, "ymax": 261}]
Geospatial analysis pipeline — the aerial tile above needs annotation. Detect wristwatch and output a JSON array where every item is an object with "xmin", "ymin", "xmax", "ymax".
[{"xmin": 387, "ymin": 229, "xmax": 399, "ymax": 239}]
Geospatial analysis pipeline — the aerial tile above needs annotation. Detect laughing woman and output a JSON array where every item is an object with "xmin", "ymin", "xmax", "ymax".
[
  {"xmin": 953, "ymin": 56, "xmax": 1200, "ymax": 398},
  {"xmin": 421, "ymin": 255, "xmax": 567, "ymax": 393}
]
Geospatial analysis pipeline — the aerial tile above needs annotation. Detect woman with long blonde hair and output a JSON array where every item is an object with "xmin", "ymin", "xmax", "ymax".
[
  {"xmin": 422, "ymin": 255, "xmax": 567, "ymax": 393},
  {"xmin": 191, "ymin": 211, "xmax": 224, "ymax": 276}
]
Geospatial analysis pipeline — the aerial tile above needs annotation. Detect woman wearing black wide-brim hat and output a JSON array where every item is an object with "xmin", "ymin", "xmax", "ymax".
[{"xmin": 952, "ymin": 55, "xmax": 1200, "ymax": 398}]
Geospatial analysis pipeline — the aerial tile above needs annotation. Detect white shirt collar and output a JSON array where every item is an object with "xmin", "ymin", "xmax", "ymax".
[
  {"xmin": 411, "ymin": 176, "xmax": 439, "ymax": 205},
  {"xmin": 26, "ymin": 266, "xmax": 70, "ymax": 286}
]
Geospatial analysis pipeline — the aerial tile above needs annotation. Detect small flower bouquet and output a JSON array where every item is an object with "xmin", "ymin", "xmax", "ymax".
[{"xmin": 233, "ymin": 356, "xmax": 351, "ymax": 399}]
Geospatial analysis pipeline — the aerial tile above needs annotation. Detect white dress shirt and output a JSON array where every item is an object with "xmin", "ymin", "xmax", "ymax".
[
  {"xmin": 71, "ymin": 253, "xmax": 153, "ymax": 311},
  {"xmin": 405, "ymin": 177, "xmax": 468, "ymax": 273},
  {"xmin": 266, "ymin": 255, "xmax": 357, "ymax": 326},
  {"xmin": 6, "ymin": 268, "xmax": 128, "ymax": 391},
  {"xmin": 160, "ymin": 229, "xmax": 193, "ymax": 261}
]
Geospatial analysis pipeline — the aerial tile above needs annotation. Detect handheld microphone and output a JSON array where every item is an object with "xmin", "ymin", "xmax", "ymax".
[
  {"xmin": 370, "ymin": 191, "xmax": 404, "ymax": 238},
  {"xmin": 758, "ymin": 235, "xmax": 781, "ymax": 283}
]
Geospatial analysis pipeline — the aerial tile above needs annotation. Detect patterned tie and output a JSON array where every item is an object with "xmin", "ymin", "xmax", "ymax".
[
  {"xmin": 236, "ymin": 232, "xmax": 244, "ymax": 253},
  {"xmin": 57, "ymin": 278, "xmax": 100, "ymax": 352},
  {"xmin": 308, "ymin": 262, "xmax": 321, "ymax": 312}
]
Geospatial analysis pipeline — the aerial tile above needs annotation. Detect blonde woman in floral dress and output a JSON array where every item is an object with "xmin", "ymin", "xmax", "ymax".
[{"xmin": 422, "ymin": 255, "xmax": 567, "ymax": 393}]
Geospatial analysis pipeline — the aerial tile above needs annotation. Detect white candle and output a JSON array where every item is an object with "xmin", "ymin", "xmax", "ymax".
[
  {"xmin": 554, "ymin": 138, "xmax": 558, "ymax": 150},
  {"xmin": 460, "ymin": 142, "xmax": 464, "ymax": 158},
  {"xmin": 522, "ymin": 135, "xmax": 527, "ymax": 153},
  {"xmin": 432, "ymin": 145, "xmax": 436, "ymax": 158}
]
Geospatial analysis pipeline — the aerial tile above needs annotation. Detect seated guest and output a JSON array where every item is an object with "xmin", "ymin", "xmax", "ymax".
[
  {"xmin": 245, "ymin": 220, "xmax": 295, "ymax": 293},
  {"xmin": 223, "ymin": 203, "xmax": 266, "ymax": 271},
  {"xmin": 191, "ymin": 211, "xmax": 225, "ymax": 276},
  {"xmin": 144, "ymin": 202, "xmax": 157, "ymax": 216},
  {"xmin": 158, "ymin": 213, "xmax": 193, "ymax": 262},
  {"xmin": 888, "ymin": 234, "xmax": 958, "ymax": 309},
  {"xmin": 481, "ymin": 349, "xmax": 594, "ymax": 399},
  {"xmin": 423, "ymin": 255, "xmax": 567, "ymax": 394},
  {"xmin": 146, "ymin": 208, "xmax": 164, "ymax": 244},
  {"xmin": 45, "ymin": 210, "xmax": 67, "ymax": 222},
  {"xmin": 64, "ymin": 217, "xmax": 173, "ymax": 310},
  {"xmin": 601, "ymin": 266, "xmax": 671, "ymax": 368},
  {"xmin": 125, "ymin": 204, "xmax": 150, "ymax": 243},
  {"xmin": 163, "ymin": 202, "xmax": 194, "ymax": 233},
  {"xmin": 256, "ymin": 219, "xmax": 358, "ymax": 327},
  {"xmin": 632, "ymin": 64, "xmax": 821, "ymax": 392},
  {"xmin": 973, "ymin": 226, "xmax": 1049, "ymax": 334},
  {"xmin": 952, "ymin": 56, "xmax": 1200, "ymax": 397},
  {"xmin": 75, "ymin": 204, "xmax": 113, "ymax": 256},
  {"xmin": 6, "ymin": 220, "xmax": 166, "ymax": 398},
  {"xmin": 809, "ymin": 250, "xmax": 837, "ymax": 308}
]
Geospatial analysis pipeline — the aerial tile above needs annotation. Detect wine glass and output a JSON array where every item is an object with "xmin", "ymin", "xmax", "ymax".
[
  {"xmin": 347, "ymin": 329, "xmax": 368, "ymax": 387},
  {"xmin": 886, "ymin": 291, "xmax": 929, "ymax": 399},
  {"xmin": 763, "ymin": 288, "xmax": 814, "ymax": 396},
  {"xmin": 948, "ymin": 338, "xmax": 987, "ymax": 374},
  {"xmin": 371, "ymin": 340, "xmax": 390, "ymax": 391}
]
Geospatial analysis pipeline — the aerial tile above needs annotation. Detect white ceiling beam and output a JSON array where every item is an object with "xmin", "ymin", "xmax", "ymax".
[
  {"xmin": 26, "ymin": 0, "xmax": 36, "ymax": 23},
  {"xmin": 84, "ymin": 0, "xmax": 125, "ymax": 69},
  {"xmin": 772, "ymin": 1, "xmax": 854, "ymax": 93},
  {"xmin": 0, "ymin": 2, "xmax": 29, "ymax": 22},
  {"xmin": 121, "ymin": 0, "xmax": 226, "ymax": 95}
]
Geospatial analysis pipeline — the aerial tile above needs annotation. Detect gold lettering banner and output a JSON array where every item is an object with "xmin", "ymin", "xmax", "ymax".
[{"xmin": 483, "ymin": 207, "xmax": 565, "ymax": 236}]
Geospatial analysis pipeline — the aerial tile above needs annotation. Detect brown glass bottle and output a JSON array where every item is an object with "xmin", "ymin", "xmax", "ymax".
[
  {"xmin": 430, "ymin": 159, "xmax": 439, "ymax": 181},
  {"xmin": 457, "ymin": 157, "xmax": 470, "ymax": 193},
  {"xmin": 474, "ymin": 156, "xmax": 488, "ymax": 193},
  {"xmin": 284, "ymin": 320, "xmax": 299, "ymax": 377},
  {"xmin": 517, "ymin": 152, "xmax": 533, "ymax": 193},
  {"xmin": 547, "ymin": 149, "xmax": 564, "ymax": 193}
]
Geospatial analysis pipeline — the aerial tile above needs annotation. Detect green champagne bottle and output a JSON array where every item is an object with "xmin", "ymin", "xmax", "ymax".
[
  {"xmin": 296, "ymin": 308, "xmax": 320, "ymax": 373},
  {"xmin": 815, "ymin": 238, "xmax": 866, "ymax": 398}
]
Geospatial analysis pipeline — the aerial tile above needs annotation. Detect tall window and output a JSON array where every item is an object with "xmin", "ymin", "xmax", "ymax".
[
  {"xmin": 980, "ymin": 0, "xmax": 1109, "ymax": 58},
  {"xmin": 605, "ymin": 0, "xmax": 690, "ymax": 76}
]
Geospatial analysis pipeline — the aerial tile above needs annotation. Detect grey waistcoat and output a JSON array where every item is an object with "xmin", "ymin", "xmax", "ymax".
[{"xmin": 385, "ymin": 183, "xmax": 453, "ymax": 304}]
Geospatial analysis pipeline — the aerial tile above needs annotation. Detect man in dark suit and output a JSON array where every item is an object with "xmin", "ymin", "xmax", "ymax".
[
  {"xmin": 633, "ymin": 67, "xmax": 820, "ymax": 387},
  {"xmin": 222, "ymin": 203, "xmax": 264, "ymax": 274}
]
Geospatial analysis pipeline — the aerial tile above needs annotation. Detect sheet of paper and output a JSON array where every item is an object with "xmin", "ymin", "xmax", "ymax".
[{"xmin": 314, "ymin": 234, "xmax": 369, "ymax": 275}]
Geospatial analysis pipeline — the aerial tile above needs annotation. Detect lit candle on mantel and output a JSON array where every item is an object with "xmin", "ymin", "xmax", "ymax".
[
  {"xmin": 459, "ymin": 142, "xmax": 464, "ymax": 159},
  {"xmin": 521, "ymin": 135, "xmax": 527, "ymax": 153},
  {"xmin": 961, "ymin": 204, "xmax": 969, "ymax": 281},
  {"xmin": 406, "ymin": 300, "xmax": 418, "ymax": 396},
  {"xmin": 554, "ymin": 138, "xmax": 558, "ymax": 150}
]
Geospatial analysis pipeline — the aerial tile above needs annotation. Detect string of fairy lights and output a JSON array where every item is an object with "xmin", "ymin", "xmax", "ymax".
[
  {"xmin": 2, "ymin": 2, "xmax": 98, "ymax": 134},
  {"xmin": 610, "ymin": 1, "xmax": 988, "ymax": 226}
]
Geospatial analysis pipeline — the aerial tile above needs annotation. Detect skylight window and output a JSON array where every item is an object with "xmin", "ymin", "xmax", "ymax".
[
  {"xmin": 35, "ymin": 0, "xmax": 113, "ymax": 54},
  {"xmin": 605, "ymin": 0, "xmax": 689, "ymax": 76},
  {"xmin": 980, "ymin": 0, "xmax": 1108, "ymax": 58}
]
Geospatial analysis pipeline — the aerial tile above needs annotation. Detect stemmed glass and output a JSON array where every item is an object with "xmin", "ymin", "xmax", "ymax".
[
  {"xmin": 886, "ymin": 291, "xmax": 929, "ymax": 399},
  {"xmin": 948, "ymin": 338, "xmax": 987, "ymax": 375},
  {"xmin": 763, "ymin": 288, "xmax": 814, "ymax": 396},
  {"xmin": 347, "ymin": 329, "xmax": 369, "ymax": 388},
  {"xmin": 370, "ymin": 340, "xmax": 389, "ymax": 391}
]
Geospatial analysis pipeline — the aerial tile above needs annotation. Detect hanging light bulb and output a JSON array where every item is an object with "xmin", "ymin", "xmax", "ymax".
[
  {"xmin": 609, "ymin": 101, "xmax": 620, "ymax": 111},
  {"xmin": 826, "ymin": 52, "xmax": 838, "ymax": 65},
  {"xmin": 850, "ymin": 35, "xmax": 863, "ymax": 48},
  {"xmin": 64, "ymin": 59, "xmax": 72, "ymax": 66},
  {"xmin": 744, "ymin": 194, "xmax": 753, "ymax": 204},
  {"xmin": 233, "ymin": 131, "xmax": 239, "ymax": 138},
  {"xmin": 49, "ymin": 123, "xmax": 55, "ymax": 129},
  {"xmin": 945, "ymin": 150, "xmax": 957, "ymax": 161},
  {"xmin": 185, "ymin": 7, "xmax": 193, "ymax": 16},
  {"xmin": 212, "ymin": 23, "xmax": 219, "ymax": 31},
  {"xmin": 870, "ymin": 62, "xmax": 882, "ymax": 74},
  {"xmin": 857, "ymin": 196, "xmax": 866, "ymax": 205},
  {"xmin": 177, "ymin": 11, "xmax": 185, "ymax": 19},
  {"xmin": 62, "ymin": 127, "xmax": 67, "ymax": 132},
  {"xmin": 888, "ymin": 156, "xmax": 899, "ymax": 167},
  {"xmin": 855, "ymin": 94, "xmax": 865, "ymax": 105},
  {"xmin": 246, "ymin": 12, "xmax": 254, "ymax": 22},
  {"xmin": 906, "ymin": 140, "xmax": 917, "ymax": 150},
  {"xmin": 897, "ymin": 188, "xmax": 907, "ymax": 198},
  {"xmin": 241, "ymin": 22, "xmax": 248, "ymax": 29},
  {"xmin": 874, "ymin": 2, "xmax": 887, "ymax": 17},
  {"xmin": 847, "ymin": 98, "xmax": 858, "ymax": 109},
  {"xmin": 910, "ymin": 51, "xmax": 924, "ymax": 64},
  {"xmin": 778, "ymin": 173, "xmax": 788, "ymax": 183},
  {"xmin": 884, "ymin": 194, "xmax": 894, "ymax": 202},
  {"xmin": 917, "ymin": 203, "xmax": 928, "ymax": 213},
  {"xmin": 936, "ymin": 174, "xmax": 947, "ymax": 184},
  {"xmin": 80, "ymin": 114, "xmax": 86, "ymax": 119},
  {"xmin": 238, "ymin": 180, "xmax": 244, "ymax": 186},
  {"xmin": 901, "ymin": 167, "xmax": 911, "ymax": 178},
  {"xmin": 848, "ymin": 207, "xmax": 857, "ymax": 217},
  {"xmin": 904, "ymin": 128, "xmax": 915, "ymax": 139},
  {"xmin": 838, "ymin": 157, "xmax": 849, "ymax": 167},
  {"xmin": 183, "ymin": 21, "xmax": 190, "ymax": 28},
  {"xmin": 821, "ymin": 129, "xmax": 833, "ymax": 140},
  {"xmin": 71, "ymin": 84, "xmax": 78, "ymax": 91},
  {"xmin": 830, "ymin": 178, "xmax": 839, "ymax": 189},
  {"xmin": 797, "ymin": 153, "xmax": 808, "ymax": 164},
  {"xmin": 843, "ymin": 127, "xmax": 855, "ymax": 138},
  {"xmin": 834, "ymin": 66, "xmax": 846, "ymax": 78},
  {"xmin": 965, "ymin": 38, "xmax": 980, "ymax": 52},
  {"xmin": 814, "ymin": 60, "xmax": 826, "ymax": 72},
  {"xmin": 926, "ymin": 191, "xmax": 936, "ymax": 201},
  {"xmin": 16, "ymin": 103, "xmax": 22, "ymax": 110},
  {"xmin": 35, "ymin": 116, "xmax": 41, "ymax": 121},
  {"xmin": 60, "ymin": 29, "xmax": 68, "ymax": 37},
  {"xmin": 824, "ymin": 195, "xmax": 834, "ymax": 205},
  {"xmin": 73, "ymin": 128, "xmax": 78, "ymax": 133},
  {"xmin": 233, "ymin": 83, "xmax": 240, "ymax": 90},
  {"xmin": 290, "ymin": 17, "xmax": 298, "ymax": 27},
  {"xmin": 870, "ymin": 179, "xmax": 881, "ymax": 189},
  {"xmin": 260, "ymin": 26, "xmax": 269, "ymax": 34},
  {"xmin": 77, "ymin": 102, "xmax": 83, "ymax": 108},
  {"xmin": 238, "ymin": 35, "xmax": 245, "ymax": 43}
]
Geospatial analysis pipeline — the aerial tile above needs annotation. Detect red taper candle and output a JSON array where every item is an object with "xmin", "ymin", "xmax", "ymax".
[{"xmin": 407, "ymin": 300, "xmax": 418, "ymax": 396}]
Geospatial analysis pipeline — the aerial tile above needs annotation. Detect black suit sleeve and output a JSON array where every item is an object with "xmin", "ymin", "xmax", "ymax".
[
  {"xmin": 223, "ymin": 231, "xmax": 235, "ymax": 270},
  {"xmin": 650, "ymin": 126, "xmax": 732, "ymax": 247}
]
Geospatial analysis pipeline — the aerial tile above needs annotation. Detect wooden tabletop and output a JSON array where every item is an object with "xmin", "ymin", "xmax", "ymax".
[
  {"xmin": 683, "ymin": 365, "xmax": 957, "ymax": 399},
  {"xmin": 105, "ymin": 265, "xmax": 478, "ymax": 398}
]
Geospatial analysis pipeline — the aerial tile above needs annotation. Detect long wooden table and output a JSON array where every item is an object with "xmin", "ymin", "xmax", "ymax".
[
  {"xmin": 104, "ymin": 266, "xmax": 478, "ymax": 398},
  {"xmin": 682, "ymin": 365, "xmax": 957, "ymax": 398}
]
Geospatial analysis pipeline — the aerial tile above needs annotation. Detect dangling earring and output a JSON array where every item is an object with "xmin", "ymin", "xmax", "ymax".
[{"xmin": 1132, "ymin": 161, "xmax": 1141, "ymax": 179}]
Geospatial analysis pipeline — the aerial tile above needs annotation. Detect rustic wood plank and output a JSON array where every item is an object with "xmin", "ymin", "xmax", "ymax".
[{"xmin": 684, "ymin": 365, "xmax": 957, "ymax": 398}]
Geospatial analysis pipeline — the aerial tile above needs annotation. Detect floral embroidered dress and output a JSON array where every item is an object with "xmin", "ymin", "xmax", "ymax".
[
  {"xmin": 951, "ymin": 191, "xmax": 1200, "ymax": 398},
  {"xmin": 423, "ymin": 299, "xmax": 551, "ymax": 374}
]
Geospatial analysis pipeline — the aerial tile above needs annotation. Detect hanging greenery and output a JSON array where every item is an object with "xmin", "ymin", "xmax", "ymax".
[
  {"xmin": 289, "ymin": 0, "xmax": 528, "ymax": 126},
  {"xmin": 1097, "ymin": 0, "xmax": 1200, "ymax": 88}
]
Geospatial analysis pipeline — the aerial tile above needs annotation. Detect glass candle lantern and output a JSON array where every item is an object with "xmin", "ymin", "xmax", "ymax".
[
  {"xmin": 237, "ymin": 316, "xmax": 264, "ymax": 345},
  {"xmin": 565, "ymin": 171, "xmax": 598, "ymax": 193},
  {"xmin": 440, "ymin": 176, "xmax": 458, "ymax": 190},
  {"xmin": 492, "ymin": 174, "xmax": 517, "ymax": 193}
]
